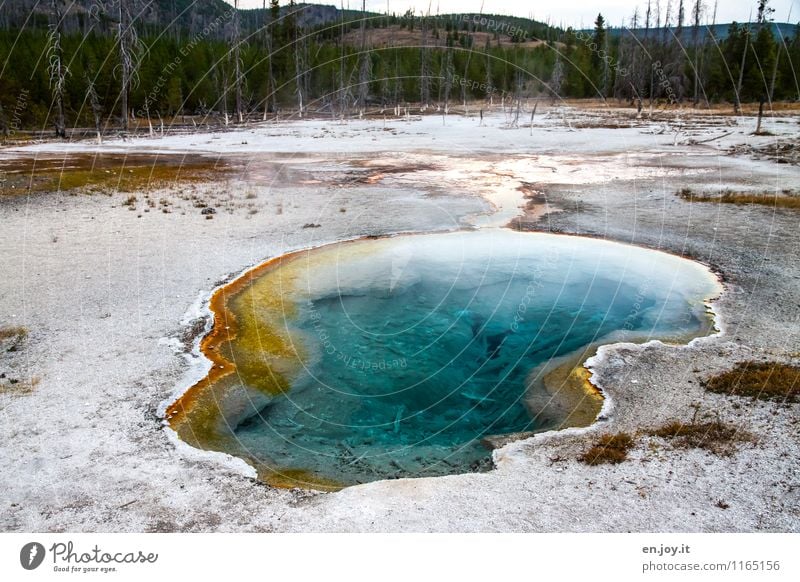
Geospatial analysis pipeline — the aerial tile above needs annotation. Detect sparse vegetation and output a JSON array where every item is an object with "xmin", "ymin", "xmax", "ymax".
[
  {"xmin": 704, "ymin": 362, "xmax": 800, "ymax": 402},
  {"xmin": 0, "ymin": 155, "xmax": 232, "ymax": 197},
  {"xmin": 579, "ymin": 432, "xmax": 634, "ymax": 465},
  {"xmin": 0, "ymin": 326, "xmax": 28, "ymax": 352},
  {"xmin": 678, "ymin": 188, "xmax": 800, "ymax": 209},
  {"xmin": 648, "ymin": 421, "xmax": 753, "ymax": 456},
  {"xmin": 0, "ymin": 375, "xmax": 40, "ymax": 396}
]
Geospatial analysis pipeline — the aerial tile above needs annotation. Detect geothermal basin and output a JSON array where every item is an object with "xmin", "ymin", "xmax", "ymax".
[{"xmin": 167, "ymin": 229, "xmax": 721, "ymax": 490}]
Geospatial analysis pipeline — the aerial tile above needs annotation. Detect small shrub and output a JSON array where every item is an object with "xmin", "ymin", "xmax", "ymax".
[
  {"xmin": 648, "ymin": 421, "xmax": 751, "ymax": 456},
  {"xmin": 0, "ymin": 326, "xmax": 28, "ymax": 351},
  {"xmin": 123, "ymin": 195, "xmax": 137, "ymax": 207},
  {"xmin": 704, "ymin": 362, "xmax": 800, "ymax": 403},
  {"xmin": 579, "ymin": 432, "xmax": 634, "ymax": 465}
]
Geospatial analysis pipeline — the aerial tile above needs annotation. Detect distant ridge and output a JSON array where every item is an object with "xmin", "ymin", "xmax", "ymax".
[{"xmin": 604, "ymin": 22, "xmax": 797, "ymax": 43}]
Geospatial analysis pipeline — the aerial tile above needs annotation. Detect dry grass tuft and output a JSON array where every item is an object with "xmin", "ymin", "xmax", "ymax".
[
  {"xmin": 0, "ymin": 375, "xmax": 40, "ymax": 396},
  {"xmin": 0, "ymin": 326, "xmax": 28, "ymax": 351},
  {"xmin": 703, "ymin": 362, "xmax": 800, "ymax": 402},
  {"xmin": 648, "ymin": 421, "xmax": 752, "ymax": 456},
  {"xmin": 579, "ymin": 432, "xmax": 635, "ymax": 465},
  {"xmin": 678, "ymin": 188, "xmax": 800, "ymax": 209}
]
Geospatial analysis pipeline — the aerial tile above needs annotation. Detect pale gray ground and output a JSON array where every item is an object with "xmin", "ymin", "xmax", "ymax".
[{"xmin": 1, "ymin": 107, "xmax": 798, "ymax": 532}]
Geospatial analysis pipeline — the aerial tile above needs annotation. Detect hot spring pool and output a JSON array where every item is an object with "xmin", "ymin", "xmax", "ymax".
[{"xmin": 167, "ymin": 230, "xmax": 721, "ymax": 489}]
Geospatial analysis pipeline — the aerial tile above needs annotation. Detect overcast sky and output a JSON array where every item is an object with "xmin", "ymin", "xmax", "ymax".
[{"xmin": 232, "ymin": 0, "xmax": 797, "ymax": 27}]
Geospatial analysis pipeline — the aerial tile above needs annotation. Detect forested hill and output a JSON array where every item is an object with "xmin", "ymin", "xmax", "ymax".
[
  {"xmin": 609, "ymin": 21, "xmax": 797, "ymax": 42},
  {"xmin": 0, "ymin": 1, "xmax": 556, "ymax": 39},
  {"xmin": 0, "ymin": 0, "xmax": 798, "ymax": 136}
]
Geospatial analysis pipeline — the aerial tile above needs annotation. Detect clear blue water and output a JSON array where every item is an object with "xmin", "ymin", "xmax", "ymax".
[{"xmin": 231, "ymin": 231, "xmax": 718, "ymax": 486}]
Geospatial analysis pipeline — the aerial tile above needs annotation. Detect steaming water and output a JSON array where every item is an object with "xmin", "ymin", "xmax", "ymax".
[{"xmin": 210, "ymin": 230, "xmax": 720, "ymax": 487}]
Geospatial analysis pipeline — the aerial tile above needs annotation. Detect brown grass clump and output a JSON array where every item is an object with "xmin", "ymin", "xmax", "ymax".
[
  {"xmin": 678, "ymin": 188, "xmax": 800, "ymax": 209},
  {"xmin": 0, "ymin": 326, "xmax": 28, "ymax": 351},
  {"xmin": 703, "ymin": 362, "xmax": 800, "ymax": 403},
  {"xmin": 0, "ymin": 375, "xmax": 40, "ymax": 396},
  {"xmin": 648, "ymin": 421, "xmax": 752, "ymax": 456},
  {"xmin": 579, "ymin": 432, "xmax": 635, "ymax": 465}
]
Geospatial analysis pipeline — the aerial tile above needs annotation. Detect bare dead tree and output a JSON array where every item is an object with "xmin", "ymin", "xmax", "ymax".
[
  {"xmin": 47, "ymin": 0, "xmax": 69, "ymax": 138},
  {"xmin": 512, "ymin": 70, "xmax": 523, "ymax": 127},
  {"xmin": 337, "ymin": 0, "xmax": 349, "ymax": 119},
  {"xmin": 645, "ymin": 0, "xmax": 654, "ymax": 111},
  {"xmin": 484, "ymin": 36, "xmax": 493, "ymax": 106},
  {"xmin": 84, "ymin": 72, "xmax": 103, "ymax": 143},
  {"xmin": 113, "ymin": 0, "xmax": 142, "ymax": 131},
  {"xmin": 768, "ymin": 2, "xmax": 788, "ymax": 104},
  {"xmin": 232, "ymin": 0, "xmax": 243, "ymax": 123},
  {"xmin": 356, "ymin": 0, "xmax": 371, "ymax": 116},
  {"xmin": 461, "ymin": 1, "xmax": 483, "ymax": 111},
  {"xmin": 691, "ymin": 0, "xmax": 703, "ymax": 106},
  {"xmin": 442, "ymin": 48, "xmax": 454, "ymax": 118},
  {"xmin": 550, "ymin": 51, "xmax": 564, "ymax": 104},
  {"xmin": 263, "ymin": 0, "xmax": 278, "ymax": 120},
  {"xmin": 734, "ymin": 12, "xmax": 752, "ymax": 114},
  {"xmin": 419, "ymin": 5, "xmax": 431, "ymax": 110},
  {"xmin": 628, "ymin": 8, "xmax": 646, "ymax": 114},
  {"xmin": 294, "ymin": 11, "xmax": 308, "ymax": 116},
  {"xmin": 613, "ymin": 25, "xmax": 627, "ymax": 100}
]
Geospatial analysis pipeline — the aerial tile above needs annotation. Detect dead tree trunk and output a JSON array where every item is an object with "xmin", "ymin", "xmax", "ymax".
[
  {"xmin": 691, "ymin": 0, "xmax": 702, "ymax": 107},
  {"xmin": 419, "ymin": 9, "xmax": 430, "ymax": 110},
  {"xmin": 442, "ymin": 49, "xmax": 454, "ymax": 119},
  {"xmin": 356, "ymin": 0, "xmax": 370, "ymax": 116},
  {"xmin": 48, "ymin": 0, "xmax": 67, "ymax": 138},
  {"xmin": 85, "ymin": 73, "xmax": 103, "ymax": 143},
  {"xmin": 233, "ymin": 0, "xmax": 243, "ymax": 123},
  {"xmin": 115, "ymin": 0, "xmax": 141, "ymax": 132},
  {"xmin": 734, "ymin": 18, "xmax": 751, "ymax": 115},
  {"xmin": 295, "ymin": 19, "xmax": 306, "ymax": 116}
]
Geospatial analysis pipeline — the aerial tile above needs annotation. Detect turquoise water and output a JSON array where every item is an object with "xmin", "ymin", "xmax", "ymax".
[{"xmin": 231, "ymin": 231, "xmax": 720, "ymax": 486}]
